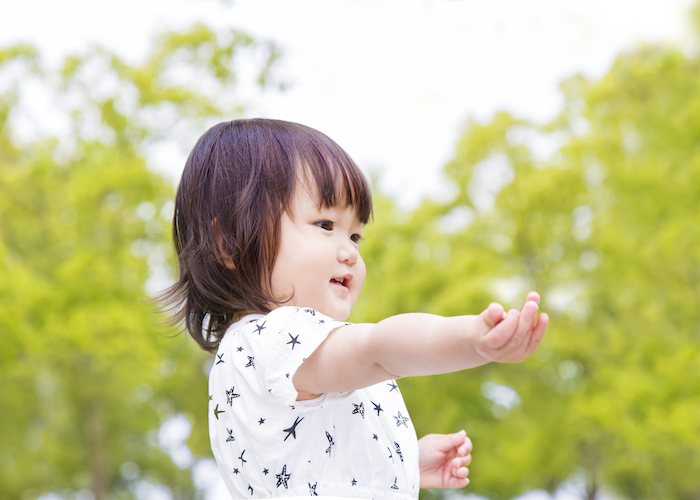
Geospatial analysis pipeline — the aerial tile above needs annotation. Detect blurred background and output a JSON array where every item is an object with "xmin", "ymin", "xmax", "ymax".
[{"xmin": 1, "ymin": 1, "xmax": 699, "ymax": 499}]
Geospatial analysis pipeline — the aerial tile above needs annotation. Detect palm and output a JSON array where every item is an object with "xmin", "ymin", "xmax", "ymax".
[{"xmin": 474, "ymin": 292, "xmax": 548, "ymax": 364}]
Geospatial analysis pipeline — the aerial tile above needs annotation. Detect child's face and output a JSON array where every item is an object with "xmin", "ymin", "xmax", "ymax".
[{"xmin": 270, "ymin": 181, "xmax": 366, "ymax": 321}]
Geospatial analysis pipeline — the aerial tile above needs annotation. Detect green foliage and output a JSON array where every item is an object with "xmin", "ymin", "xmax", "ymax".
[
  {"xmin": 3, "ymin": 14, "xmax": 700, "ymax": 500},
  {"xmin": 353, "ymin": 42, "xmax": 700, "ymax": 500},
  {"xmin": 0, "ymin": 24, "xmax": 279, "ymax": 500}
]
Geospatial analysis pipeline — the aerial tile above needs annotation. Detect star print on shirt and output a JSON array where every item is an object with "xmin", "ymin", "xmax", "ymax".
[
  {"xmin": 210, "ymin": 308, "xmax": 425, "ymax": 497},
  {"xmin": 226, "ymin": 387, "xmax": 240, "ymax": 405},
  {"xmin": 318, "ymin": 319, "xmax": 325, "ymax": 324},
  {"xmin": 276, "ymin": 465, "xmax": 291, "ymax": 489},
  {"xmin": 325, "ymin": 431, "xmax": 335, "ymax": 456},
  {"xmin": 283, "ymin": 416, "xmax": 304, "ymax": 441},
  {"xmin": 255, "ymin": 321, "xmax": 266, "ymax": 335},
  {"xmin": 352, "ymin": 478, "xmax": 357, "ymax": 486},
  {"xmin": 237, "ymin": 346, "xmax": 244, "ymax": 352},
  {"xmin": 352, "ymin": 402, "xmax": 365, "ymax": 418},
  {"xmin": 226, "ymin": 429, "xmax": 235, "ymax": 442},
  {"xmin": 394, "ymin": 442, "xmax": 404, "ymax": 462},
  {"xmin": 286, "ymin": 333, "xmax": 301, "ymax": 350},
  {"xmin": 213, "ymin": 404, "xmax": 225, "ymax": 420},
  {"xmin": 216, "ymin": 353, "xmax": 225, "ymax": 365},
  {"xmin": 245, "ymin": 356, "xmax": 255, "ymax": 369},
  {"xmin": 233, "ymin": 468, "xmax": 239, "ymax": 474},
  {"xmin": 387, "ymin": 381, "xmax": 398, "ymax": 392},
  {"xmin": 394, "ymin": 411, "xmax": 409, "ymax": 427},
  {"xmin": 309, "ymin": 482, "xmax": 318, "ymax": 496}
]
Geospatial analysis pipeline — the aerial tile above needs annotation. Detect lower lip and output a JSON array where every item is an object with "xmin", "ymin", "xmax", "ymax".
[{"xmin": 330, "ymin": 280, "xmax": 349, "ymax": 292}]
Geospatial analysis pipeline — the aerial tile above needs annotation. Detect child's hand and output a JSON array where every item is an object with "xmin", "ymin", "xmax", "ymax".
[
  {"xmin": 474, "ymin": 291, "xmax": 549, "ymax": 363},
  {"xmin": 418, "ymin": 430, "xmax": 472, "ymax": 489}
]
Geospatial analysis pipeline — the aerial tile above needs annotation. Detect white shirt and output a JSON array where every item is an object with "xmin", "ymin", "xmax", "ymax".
[{"xmin": 208, "ymin": 307, "xmax": 419, "ymax": 500}]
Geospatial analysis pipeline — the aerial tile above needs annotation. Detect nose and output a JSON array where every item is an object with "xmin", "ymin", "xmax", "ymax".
[{"xmin": 338, "ymin": 239, "xmax": 359, "ymax": 265}]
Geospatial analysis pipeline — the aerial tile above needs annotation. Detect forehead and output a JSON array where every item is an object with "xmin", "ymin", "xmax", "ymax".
[
  {"xmin": 289, "ymin": 153, "xmax": 372, "ymax": 225},
  {"xmin": 288, "ymin": 177, "xmax": 364, "ymax": 222}
]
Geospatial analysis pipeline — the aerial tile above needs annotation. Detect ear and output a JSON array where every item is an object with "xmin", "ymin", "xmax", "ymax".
[{"xmin": 212, "ymin": 218, "xmax": 236, "ymax": 270}]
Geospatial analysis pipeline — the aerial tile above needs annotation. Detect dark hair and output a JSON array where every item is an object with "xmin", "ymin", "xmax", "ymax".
[{"xmin": 159, "ymin": 118, "xmax": 373, "ymax": 352}]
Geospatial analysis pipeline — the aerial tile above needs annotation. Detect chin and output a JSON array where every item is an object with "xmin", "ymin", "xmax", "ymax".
[{"xmin": 322, "ymin": 306, "xmax": 352, "ymax": 322}]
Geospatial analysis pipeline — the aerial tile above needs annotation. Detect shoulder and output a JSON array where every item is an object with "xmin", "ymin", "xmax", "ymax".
[
  {"xmin": 261, "ymin": 306, "xmax": 351, "ymax": 331},
  {"xmin": 245, "ymin": 307, "xmax": 352, "ymax": 356}
]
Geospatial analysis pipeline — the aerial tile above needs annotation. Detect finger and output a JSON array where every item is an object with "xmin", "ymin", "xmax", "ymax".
[
  {"xmin": 480, "ymin": 303, "xmax": 506, "ymax": 329},
  {"xmin": 525, "ymin": 291, "xmax": 540, "ymax": 305},
  {"xmin": 453, "ymin": 454, "xmax": 471, "ymax": 471},
  {"xmin": 457, "ymin": 435, "xmax": 473, "ymax": 456},
  {"xmin": 451, "ymin": 459, "xmax": 469, "ymax": 478},
  {"xmin": 431, "ymin": 430, "xmax": 466, "ymax": 453},
  {"xmin": 520, "ymin": 300, "xmax": 539, "ymax": 319},
  {"xmin": 447, "ymin": 475, "xmax": 470, "ymax": 489},
  {"xmin": 483, "ymin": 308, "xmax": 520, "ymax": 349},
  {"xmin": 510, "ymin": 300, "xmax": 539, "ymax": 347},
  {"xmin": 525, "ymin": 312, "xmax": 549, "ymax": 356}
]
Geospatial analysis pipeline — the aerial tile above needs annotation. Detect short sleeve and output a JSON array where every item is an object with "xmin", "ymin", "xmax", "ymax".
[{"xmin": 247, "ymin": 307, "xmax": 350, "ymax": 407}]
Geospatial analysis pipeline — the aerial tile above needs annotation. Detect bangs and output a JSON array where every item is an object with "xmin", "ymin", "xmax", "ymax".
[{"xmin": 293, "ymin": 134, "xmax": 373, "ymax": 224}]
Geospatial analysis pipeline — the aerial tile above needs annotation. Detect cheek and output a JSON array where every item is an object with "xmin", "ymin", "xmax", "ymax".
[
  {"xmin": 268, "ymin": 265, "xmax": 287, "ymax": 300},
  {"xmin": 355, "ymin": 255, "xmax": 367, "ymax": 292},
  {"xmin": 269, "ymin": 248, "xmax": 296, "ymax": 298}
]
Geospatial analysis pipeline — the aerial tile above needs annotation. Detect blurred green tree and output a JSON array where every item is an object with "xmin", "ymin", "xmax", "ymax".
[
  {"xmin": 353, "ymin": 42, "xmax": 700, "ymax": 500},
  {"xmin": 4, "ymin": 15, "xmax": 700, "ymax": 500},
  {"xmin": 0, "ymin": 25, "xmax": 280, "ymax": 500}
]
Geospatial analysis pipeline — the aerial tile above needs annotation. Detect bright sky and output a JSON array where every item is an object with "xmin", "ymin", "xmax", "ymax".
[{"xmin": 2, "ymin": 0, "xmax": 696, "ymax": 208}]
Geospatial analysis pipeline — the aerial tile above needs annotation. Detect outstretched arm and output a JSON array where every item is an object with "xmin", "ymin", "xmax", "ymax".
[
  {"xmin": 418, "ymin": 431, "xmax": 472, "ymax": 489},
  {"xmin": 293, "ymin": 292, "xmax": 549, "ymax": 400}
]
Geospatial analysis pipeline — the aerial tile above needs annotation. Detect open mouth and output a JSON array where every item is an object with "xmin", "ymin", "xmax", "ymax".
[{"xmin": 330, "ymin": 276, "xmax": 351, "ymax": 288}]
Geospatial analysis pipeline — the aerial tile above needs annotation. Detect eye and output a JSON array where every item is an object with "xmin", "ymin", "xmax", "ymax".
[
  {"xmin": 350, "ymin": 234, "xmax": 362, "ymax": 243},
  {"xmin": 315, "ymin": 220, "xmax": 333, "ymax": 231}
]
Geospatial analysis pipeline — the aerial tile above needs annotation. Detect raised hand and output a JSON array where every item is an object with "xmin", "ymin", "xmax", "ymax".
[
  {"xmin": 473, "ymin": 291, "xmax": 549, "ymax": 363},
  {"xmin": 418, "ymin": 430, "xmax": 472, "ymax": 489}
]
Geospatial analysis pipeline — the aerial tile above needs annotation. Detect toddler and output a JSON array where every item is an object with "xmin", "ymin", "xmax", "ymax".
[{"xmin": 162, "ymin": 118, "xmax": 548, "ymax": 499}]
